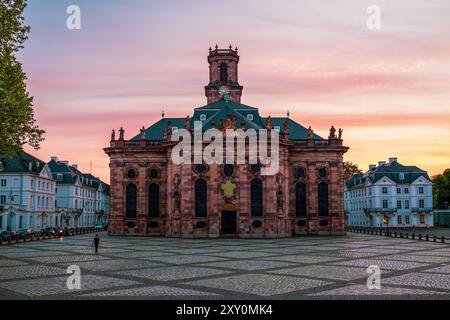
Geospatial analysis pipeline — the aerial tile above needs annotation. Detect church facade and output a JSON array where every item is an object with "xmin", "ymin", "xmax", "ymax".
[{"xmin": 104, "ymin": 47, "xmax": 349, "ymax": 238}]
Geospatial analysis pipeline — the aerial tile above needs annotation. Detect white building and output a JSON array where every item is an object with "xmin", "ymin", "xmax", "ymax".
[
  {"xmin": 345, "ymin": 158, "xmax": 433, "ymax": 229},
  {"xmin": 0, "ymin": 151, "xmax": 57, "ymax": 232},
  {"xmin": 48, "ymin": 157, "xmax": 110, "ymax": 228}
]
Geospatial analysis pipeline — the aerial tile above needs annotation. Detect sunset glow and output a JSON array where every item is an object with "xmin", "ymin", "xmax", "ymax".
[{"xmin": 22, "ymin": 0, "xmax": 450, "ymax": 181}]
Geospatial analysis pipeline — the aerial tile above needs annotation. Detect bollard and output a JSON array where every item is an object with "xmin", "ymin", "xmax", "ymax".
[
  {"xmin": 426, "ymin": 235, "xmax": 429, "ymax": 241},
  {"xmin": 412, "ymin": 234, "xmax": 415, "ymax": 240},
  {"xmin": 433, "ymin": 236, "xmax": 437, "ymax": 242},
  {"xmin": 394, "ymin": 232, "xmax": 397, "ymax": 238},
  {"xmin": 418, "ymin": 234, "xmax": 422, "ymax": 241},
  {"xmin": 406, "ymin": 233, "xmax": 409, "ymax": 239},
  {"xmin": 442, "ymin": 237, "xmax": 445, "ymax": 243},
  {"xmin": 0, "ymin": 238, "xmax": 2, "ymax": 245}
]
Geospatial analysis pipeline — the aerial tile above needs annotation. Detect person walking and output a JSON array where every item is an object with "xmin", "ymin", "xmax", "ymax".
[{"xmin": 93, "ymin": 234, "xmax": 100, "ymax": 254}]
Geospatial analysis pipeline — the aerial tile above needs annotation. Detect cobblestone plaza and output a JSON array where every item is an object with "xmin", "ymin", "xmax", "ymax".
[{"xmin": 0, "ymin": 233, "xmax": 450, "ymax": 299}]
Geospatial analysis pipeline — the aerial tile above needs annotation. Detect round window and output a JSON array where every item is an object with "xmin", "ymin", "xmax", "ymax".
[
  {"xmin": 319, "ymin": 220, "xmax": 329, "ymax": 227},
  {"xmin": 318, "ymin": 168, "xmax": 328, "ymax": 178},
  {"xmin": 224, "ymin": 164, "xmax": 234, "ymax": 177},
  {"xmin": 149, "ymin": 169, "xmax": 159, "ymax": 179},
  {"xmin": 200, "ymin": 114, "xmax": 207, "ymax": 121},
  {"xmin": 252, "ymin": 220, "xmax": 262, "ymax": 228},
  {"xmin": 126, "ymin": 221, "xmax": 136, "ymax": 228},
  {"xmin": 297, "ymin": 220, "xmax": 307, "ymax": 227},
  {"xmin": 127, "ymin": 169, "xmax": 137, "ymax": 179},
  {"xmin": 295, "ymin": 167, "xmax": 306, "ymax": 178},
  {"xmin": 250, "ymin": 164, "xmax": 261, "ymax": 174},
  {"xmin": 246, "ymin": 114, "xmax": 254, "ymax": 121},
  {"xmin": 195, "ymin": 164, "xmax": 207, "ymax": 174},
  {"xmin": 196, "ymin": 221, "xmax": 207, "ymax": 229}
]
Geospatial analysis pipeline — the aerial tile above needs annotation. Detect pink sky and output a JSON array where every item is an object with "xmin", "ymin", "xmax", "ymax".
[{"xmin": 21, "ymin": 0, "xmax": 450, "ymax": 182}]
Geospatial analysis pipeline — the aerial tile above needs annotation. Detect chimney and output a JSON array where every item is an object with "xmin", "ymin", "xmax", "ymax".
[
  {"xmin": 369, "ymin": 164, "xmax": 376, "ymax": 170},
  {"xmin": 72, "ymin": 164, "xmax": 78, "ymax": 170},
  {"xmin": 378, "ymin": 161, "xmax": 386, "ymax": 167},
  {"xmin": 61, "ymin": 161, "xmax": 69, "ymax": 166},
  {"xmin": 51, "ymin": 156, "xmax": 58, "ymax": 161},
  {"xmin": 388, "ymin": 157, "xmax": 398, "ymax": 163}
]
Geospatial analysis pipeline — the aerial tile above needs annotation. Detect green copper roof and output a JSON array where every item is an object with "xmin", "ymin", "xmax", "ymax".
[
  {"xmin": 346, "ymin": 161, "xmax": 431, "ymax": 189},
  {"xmin": 0, "ymin": 151, "xmax": 46, "ymax": 174},
  {"xmin": 132, "ymin": 100, "xmax": 323, "ymax": 141}
]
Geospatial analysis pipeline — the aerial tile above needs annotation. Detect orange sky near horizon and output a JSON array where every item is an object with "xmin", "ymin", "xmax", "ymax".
[{"xmin": 21, "ymin": 0, "xmax": 450, "ymax": 183}]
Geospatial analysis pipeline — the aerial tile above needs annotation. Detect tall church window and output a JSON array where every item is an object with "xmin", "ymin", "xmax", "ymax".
[
  {"xmin": 251, "ymin": 179, "xmax": 263, "ymax": 217},
  {"xmin": 295, "ymin": 182, "xmax": 307, "ymax": 217},
  {"xmin": 148, "ymin": 183, "xmax": 160, "ymax": 217},
  {"xmin": 220, "ymin": 63, "xmax": 228, "ymax": 82},
  {"xmin": 195, "ymin": 179, "xmax": 207, "ymax": 217},
  {"xmin": 126, "ymin": 184, "xmax": 137, "ymax": 218},
  {"xmin": 318, "ymin": 182, "xmax": 329, "ymax": 216}
]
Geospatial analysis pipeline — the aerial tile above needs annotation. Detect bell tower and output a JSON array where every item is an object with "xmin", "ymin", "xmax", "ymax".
[{"xmin": 205, "ymin": 45, "xmax": 243, "ymax": 104}]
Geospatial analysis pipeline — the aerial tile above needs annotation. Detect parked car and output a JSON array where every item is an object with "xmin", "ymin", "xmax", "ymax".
[
  {"xmin": 53, "ymin": 227, "xmax": 65, "ymax": 236},
  {"xmin": 0, "ymin": 231, "xmax": 13, "ymax": 241},
  {"xmin": 16, "ymin": 228, "xmax": 33, "ymax": 239},
  {"xmin": 40, "ymin": 227, "xmax": 56, "ymax": 237},
  {"xmin": 94, "ymin": 224, "xmax": 105, "ymax": 231}
]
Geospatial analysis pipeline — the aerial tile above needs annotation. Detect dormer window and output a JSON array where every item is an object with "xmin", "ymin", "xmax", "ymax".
[
  {"xmin": 399, "ymin": 173, "xmax": 405, "ymax": 180},
  {"xmin": 57, "ymin": 174, "xmax": 63, "ymax": 182},
  {"xmin": 273, "ymin": 126, "xmax": 281, "ymax": 132},
  {"xmin": 172, "ymin": 127, "xmax": 179, "ymax": 133}
]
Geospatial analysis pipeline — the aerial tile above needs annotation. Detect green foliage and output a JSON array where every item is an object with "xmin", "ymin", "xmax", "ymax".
[
  {"xmin": 432, "ymin": 169, "xmax": 450, "ymax": 209},
  {"xmin": 0, "ymin": 0, "xmax": 44, "ymax": 159},
  {"xmin": 343, "ymin": 161, "xmax": 362, "ymax": 181}
]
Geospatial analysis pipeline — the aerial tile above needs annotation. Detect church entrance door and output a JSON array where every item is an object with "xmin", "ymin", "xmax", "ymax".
[{"xmin": 221, "ymin": 211, "xmax": 237, "ymax": 236}]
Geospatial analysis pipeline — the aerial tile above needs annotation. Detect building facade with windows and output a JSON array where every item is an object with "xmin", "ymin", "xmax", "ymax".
[
  {"xmin": 345, "ymin": 158, "xmax": 433, "ymax": 229},
  {"xmin": 0, "ymin": 151, "xmax": 57, "ymax": 232},
  {"xmin": 105, "ymin": 47, "xmax": 348, "ymax": 237},
  {"xmin": 48, "ymin": 157, "xmax": 110, "ymax": 228}
]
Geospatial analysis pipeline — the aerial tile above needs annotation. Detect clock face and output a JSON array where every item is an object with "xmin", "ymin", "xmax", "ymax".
[{"xmin": 219, "ymin": 86, "xmax": 228, "ymax": 96}]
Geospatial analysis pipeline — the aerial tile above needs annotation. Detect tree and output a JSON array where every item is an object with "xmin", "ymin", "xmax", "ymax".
[
  {"xmin": 432, "ymin": 169, "xmax": 450, "ymax": 209},
  {"xmin": 0, "ymin": 0, "xmax": 44, "ymax": 159},
  {"xmin": 343, "ymin": 161, "xmax": 362, "ymax": 181}
]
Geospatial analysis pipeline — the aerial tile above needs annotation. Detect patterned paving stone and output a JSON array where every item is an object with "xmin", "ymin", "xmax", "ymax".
[
  {"xmin": 315, "ymin": 251, "xmax": 381, "ymax": 259},
  {"xmin": 27, "ymin": 254, "xmax": 111, "ymax": 264},
  {"xmin": 262, "ymin": 255, "xmax": 342, "ymax": 264},
  {"xmin": 0, "ymin": 265, "xmax": 66, "ymax": 280},
  {"xmin": 60, "ymin": 259, "xmax": 164, "ymax": 272},
  {"xmin": 107, "ymin": 251, "xmax": 174, "ymax": 258},
  {"xmin": 269, "ymin": 265, "xmax": 388, "ymax": 281},
  {"xmin": 166, "ymin": 249, "xmax": 224, "ymax": 255},
  {"xmin": 331, "ymin": 259, "xmax": 429, "ymax": 270},
  {"xmin": 206, "ymin": 251, "xmax": 278, "ymax": 259},
  {"xmin": 0, "ymin": 275, "xmax": 141, "ymax": 297},
  {"xmin": 383, "ymin": 273, "xmax": 450, "ymax": 290},
  {"xmin": 184, "ymin": 274, "xmax": 332, "ymax": 296},
  {"xmin": 150, "ymin": 255, "xmax": 228, "ymax": 265},
  {"xmin": 347, "ymin": 248, "xmax": 406, "ymax": 254},
  {"xmin": 83, "ymin": 286, "xmax": 219, "ymax": 297},
  {"xmin": 422, "ymin": 265, "xmax": 450, "ymax": 274},
  {"xmin": 199, "ymin": 260, "xmax": 296, "ymax": 271},
  {"xmin": 309, "ymin": 285, "xmax": 444, "ymax": 297},
  {"xmin": 0, "ymin": 259, "xmax": 28, "ymax": 267},
  {"xmin": 114, "ymin": 266, "xmax": 232, "ymax": 281},
  {"xmin": 412, "ymin": 249, "xmax": 450, "ymax": 257},
  {"xmin": 377, "ymin": 255, "xmax": 450, "ymax": 264}
]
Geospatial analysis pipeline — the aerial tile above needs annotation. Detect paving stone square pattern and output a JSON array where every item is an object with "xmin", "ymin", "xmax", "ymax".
[{"xmin": 0, "ymin": 232, "xmax": 450, "ymax": 299}]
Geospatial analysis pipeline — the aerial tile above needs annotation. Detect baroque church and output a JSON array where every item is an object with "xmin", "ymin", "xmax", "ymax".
[{"xmin": 104, "ymin": 46, "xmax": 348, "ymax": 237}]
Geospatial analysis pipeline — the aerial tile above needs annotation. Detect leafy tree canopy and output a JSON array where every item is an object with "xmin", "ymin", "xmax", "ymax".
[{"xmin": 0, "ymin": 0, "xmax": 44, "ymax": 159}]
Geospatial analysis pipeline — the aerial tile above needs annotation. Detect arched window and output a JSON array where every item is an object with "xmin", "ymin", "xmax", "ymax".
[
  {"xmin": 148, "ymin": 183, "xmax": 160, "ymax": 217},
  {"xmin": 126, "ymin": 184, "xmax": 137, "ymax": 218},
  {"xmin": 295, "ymin": 183, "xmax": 307, "ymax": 217},
  {"xmin": 195, "ymin": 179, "xmax": 207, "ymax": 217},
  {"xmin": 251, "ymin": 179, "xmax": 263, "ymax": 217},
  {"xmin": 220, "ymin": 63, "xmax": 228, "ymax": 82},
  {"xmin": 318, "ymin": 182, "xmax": 329, "ymax": 216}
]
